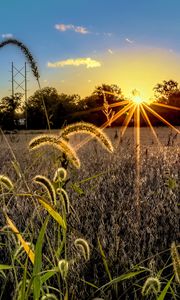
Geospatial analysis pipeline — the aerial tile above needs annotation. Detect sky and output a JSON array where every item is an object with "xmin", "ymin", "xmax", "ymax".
[{"xmin": 1, "ymin": 0, "xmax": 180, "ymax": 100}]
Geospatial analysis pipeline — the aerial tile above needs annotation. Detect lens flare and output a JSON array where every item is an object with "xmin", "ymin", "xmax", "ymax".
[
  {"xmin": 72, "ymin": 87, "xmax": 180, "ymax": 223},
  {"xmin": 132, "ymin": 95, "xmax": 144, "ymax": 104}
]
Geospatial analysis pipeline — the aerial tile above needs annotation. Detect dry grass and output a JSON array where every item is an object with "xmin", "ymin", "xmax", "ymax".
[{"xmin": 0, "ymin": 127, "xmax": 179, "ymax": 299}]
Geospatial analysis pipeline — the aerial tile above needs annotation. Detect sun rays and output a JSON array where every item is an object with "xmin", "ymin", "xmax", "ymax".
[{"xmin": 72, "ymin": 88, "xmax": 179, "ymax": 220}]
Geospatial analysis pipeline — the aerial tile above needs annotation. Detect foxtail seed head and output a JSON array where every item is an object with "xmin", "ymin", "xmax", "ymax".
[
  {"xmin": 29, "ymin": 134, "xmax": 80, "ymax": 168},
  {"xmin": 0, "ymin": 175, "xmax": 14, "ymax": 191},
  {"xmin": 41, "ymin": 294, "xmax": 58, "ymax": 300},
  {"xmin": 53, "ymin": 167, "xmax": 67, "ymax": 182},
  {"xmin": 74, "ymin": 238, "xmax": 90, "ymax": 261},
  {"xmin": 171, "ymin": 242, "xmax": 180, "ymax": 284},
  {"xmin": 56, "ymin": 188, "xmax": 70, "ymax": 214},
  {"xmin": 142, "ymin": 277, "xmax": 161, "ymax": 296},
  {"xmin": 60, "ymin": 122, "xmax": 114, "ymax": 153},
  {"xmin": 58, "ymin": 259, "xmax": 69, "ymax": 280},
  {"xmin": 0, "ymin": 38, "xmax": 40, "ymax": 80},
  {"xmin": 33, "ymin": 175, "xmax": 56, "ymax": 206}
]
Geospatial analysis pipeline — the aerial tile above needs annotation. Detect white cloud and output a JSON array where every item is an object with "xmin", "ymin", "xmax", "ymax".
[
  {"xmin": 74, "ymin": 26, "xmax": 89, "ymax": 34},
  {"xmin": 104, "ymin": 32, "xmax": 113, "ymax": 37},
  {"xmin": 108, "ymin": 49, "xmax": 113, "ymax": 54},
  {"xmin": 125, "ymin": 38, "xmax": 134, "ymax": 44},
  {"xmin": 47, "ymin": 57, "xmax": 101, "ymax": 69},
  {"xmin": 2, "ymin": 33, "xmax": 13, "ymax": 38},
  {"xmin": 55, "ymin": 23, "xmax": 89, "ymax": 34}
]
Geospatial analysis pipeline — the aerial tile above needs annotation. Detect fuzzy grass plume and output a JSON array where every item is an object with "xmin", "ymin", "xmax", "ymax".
[
  {"xmin": 171, "ymin": 242, "xmax": 180, "ymax": 284},
  {"xmin": 33, "ymin": 175, "xmax": 56, "ymax": 205},
  {"xmin": 41, "ymin": 294, "xmax": 58, "ymax": 300},
  {"xmin": 0, "ymin": 175, "xmax": 14, "ymax": 191},
  {"xmin": 141, "ymin": 276, "xmax": 161, "ymax": 296},
  {"xmin": 60, "ymin": 122, "xmax": 114, "ymax": 153},
  {"xmin": 0, "ymin": 38, "xmax": 40, "ymax": 80},
  {"xmin": 53, "ymin": 167, "xmax": 67, "ymax": 182},
  {"xmin": 57, "ymin": 188, "xmax": 70, "ymax": 213},
  {"xmin": 58, "ymin": 259, "xmax": 69, "ymax": 280},
  {"xmin": 29, "ymin": 134, "xmax": 80, "ymax": 168},
  {"xmin": 74, "ymin": 238, "xmax": 90, "ymax": 261}
]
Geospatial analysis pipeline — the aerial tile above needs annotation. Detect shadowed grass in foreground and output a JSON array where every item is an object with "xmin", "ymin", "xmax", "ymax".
[{"xmin": 0, "ymin": 127, "xmax": 179, "ymax": 299}]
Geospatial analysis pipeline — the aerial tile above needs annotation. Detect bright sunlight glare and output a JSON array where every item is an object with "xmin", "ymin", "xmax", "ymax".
[
  {"xmin": 131, "ymin": 89, "xmax": 145, "ymax": 104},
  {"xmin": 132, "ymin": 95, "xmax": 144, "ymax": 104}
]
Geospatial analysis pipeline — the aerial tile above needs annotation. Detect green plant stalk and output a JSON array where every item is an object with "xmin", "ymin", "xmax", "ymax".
[{"xmin": 33, "ymin": 216, "xmax": 49, "ymax": 300}]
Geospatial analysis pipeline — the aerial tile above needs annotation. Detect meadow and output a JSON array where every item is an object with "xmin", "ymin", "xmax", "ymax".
[{"xmin": 0, "ymin": 126, "xmax": 179, "ymax": 300}]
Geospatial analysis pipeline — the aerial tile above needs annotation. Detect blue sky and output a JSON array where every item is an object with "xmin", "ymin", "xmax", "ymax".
[{"xmin": 1, "ymin": 0, "xmax": 180, "ymax": 99}]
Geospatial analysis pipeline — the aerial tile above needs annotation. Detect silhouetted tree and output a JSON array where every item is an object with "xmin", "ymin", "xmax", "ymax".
[
  {"xmin": 78, "ymin": 84, "xmax": 124, "ymax": 125},
  {"xmin": 93, "ymin": 83, "xmax": 123, "ymax": 105},
  {"xmin": 0, "ymin": 93, "xmax": 23, "ymax": 129},
  {"xmin": 26, "ymin": 87, "xmax": 61, "ymax": 129},
  {"xmin": 26, "ymin": 87, "xmax": 82, "ymax": 129},
  {"xmin": 153, "ymin": 80, "xmax": 178, "ymax": 104}
]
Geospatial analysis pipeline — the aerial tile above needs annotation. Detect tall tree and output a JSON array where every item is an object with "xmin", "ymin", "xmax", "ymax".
[
  {"xmin": 26, "ymin": 87, "xmax": 61, "ymax": 129},
  {"xmin": 153, "ymin": 80, "xmax": 178, "ymax": 104},
  {"xmin": 93, "ymin": 83, "xmax": 123, "ymax": 105},
  {"xmin": 26, "ymin": 87, "xmax": 82, "ymax": 129},
  {"xmin": 0, "ymin": 93, "xmax": 23, "ymax": 129}
]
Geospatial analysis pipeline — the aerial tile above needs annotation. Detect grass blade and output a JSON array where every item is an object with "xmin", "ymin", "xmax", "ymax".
[
  {"xmin": 6, "ymin": 214, "xmax": 34, "ymax": 264},
  {"xmin": 0, "ymin": 264, "xmax": 13, "ymax": 270},
  {"xmin": 98, "ymin": 270, "xmax": 146, "ymax": 291},
  {"xmin": 40, "ymin": 269, "xmax": 58, "ymax": 285},
  {"xmin": 81, "ymin": 279, "xmax": 99, "ymax": 289},
  {"xmin": 157, "ymin": 276, "xmax": 174, "ymax": 300},
  {"xmin": 19, "ymin": 257, "xmax": 28, "ymax": 300},
  {"xmin": 33, "ymin": 216, "xmax": 49, "ymax": 300},
  {"xmin": 36, "ymin": 196, "xmax": 66, "ymax": 229},
  {"xmin": 98, "ymin": 238, "xmax": 112, "ymax": 281}
]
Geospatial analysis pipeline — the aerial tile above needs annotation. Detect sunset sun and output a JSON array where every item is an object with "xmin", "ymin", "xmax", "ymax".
[{"xmin": 132, "ymin": 95, "xmax": 144, "ymax": 104}]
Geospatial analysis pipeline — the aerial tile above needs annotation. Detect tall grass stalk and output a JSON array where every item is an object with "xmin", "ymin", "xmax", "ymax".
[{"xmin": 0, "ymin": 38, "xmax": 50, "ymax": 129}]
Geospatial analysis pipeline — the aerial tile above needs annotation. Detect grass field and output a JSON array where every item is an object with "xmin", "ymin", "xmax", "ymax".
[{"xmin": 0, "ymin": 126, "xmax": 179, "ymax": 300}]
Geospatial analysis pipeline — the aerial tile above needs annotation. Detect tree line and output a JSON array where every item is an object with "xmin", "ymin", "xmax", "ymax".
[{"xmin": 0, "ymin": 80, "xmax": 179, "ymax": 130}]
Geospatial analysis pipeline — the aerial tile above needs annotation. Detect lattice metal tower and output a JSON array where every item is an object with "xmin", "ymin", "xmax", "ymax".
[{"xmin": 11, "ymin": 62, "xmax": 28, "ymax": 128}]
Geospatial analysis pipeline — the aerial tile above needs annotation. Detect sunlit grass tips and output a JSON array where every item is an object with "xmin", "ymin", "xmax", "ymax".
[
  {"xmin": 0, "ymin": 175, "xmax": 14, "ymax": 191},
  {"xmin": 74, "ymin": 238, "xmax": 90, "ymax": 261},
  {"xmin": 60, "ymin": 122, "xmax": 114, "ymax": 153},
  {"xmin": 5, "ymin": 213, "xmax": 35, "ymax": 264},
  {"xmin": 58, "ymin": 259, "xmax": 69, "ymax": 280},
  {"xmin": 141, "ymin": 276, "xmax": 161, "ymax": 296},
  {"xmin": 33, "ymin": 175, "xmax": 56, "ymax": 206},
  {"xmin": 53, "ymin": 167, "xmax": 67, "ymax": 182},
  {"xmin": 0, "ymin": 38, "xmax": 40, "ymax": 80},
  {"xmin": 29, "ymin": 134, "xmax": 80, "ymax": 169},
  {"xmin": 56, "ymin": 188, "xmax": 70, "ymax": 214}
]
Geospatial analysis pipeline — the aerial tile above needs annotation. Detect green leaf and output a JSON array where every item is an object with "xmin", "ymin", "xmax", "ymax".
[
  {"xmin": 19, "ymin": 258, "xmax": 28, "ymax": 300},
  {"xmin": 40, "ymin": 269, "xmax": 58, "ymax": 285},
  {"xmin": 33, "ymin": 217, "xmax": 49, "ymax": 300},
  {"xmin": 98, "ymin": 270, "xmax": 145, "ymax": 291},
  {"xmin": 98, "ymin": 238, "xmax": 112, "ymax": 281},
  {"xmin": 78, "ymin": 172, "xmax": 105, "ymax": 184},
  {"xmin": 0, "ymin": 264, "xmax": 13, "ymax": 270},
  {"xmin": 71, "ymin": 183, "xmax": 85, "ymax": 196},
  {"xmin": 81, "ymin": 279, "xmax": 99, "ymax": 289},
  {"xmin": 157, "ymin": 276, "xmax": 174, "ymax": 300},
  {"xmin": 36, "ymin": 196, "xmax": 66, "ymax": 229}
]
